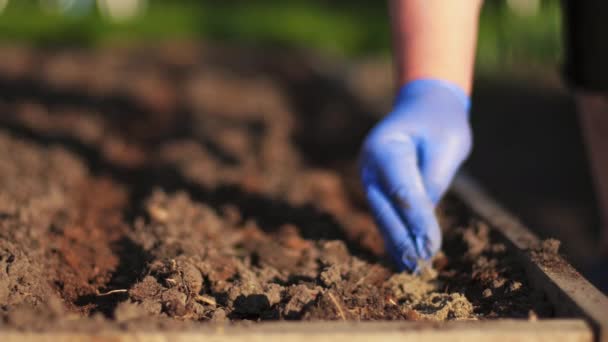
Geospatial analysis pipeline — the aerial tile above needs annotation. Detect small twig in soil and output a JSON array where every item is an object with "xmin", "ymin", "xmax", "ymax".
[
  {"xmin": 95, "ymin": 289, "xmax": 128, "ymax": 296},
  {"xmin": 328, "ymin": 292, "xmax": 346, "ymax": 321}
]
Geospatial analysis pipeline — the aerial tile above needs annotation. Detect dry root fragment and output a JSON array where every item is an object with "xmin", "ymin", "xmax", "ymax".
[
  {"xmin": 327, "ymin": 292, "xmax": 346, "ymax": 321},
  {"xmin": 195, "ymin": 295, "xmax": 217, "ymax": 307},
  {"xmin": 96, "ymin": 289, "xmax": 128, "ymax": 296}
]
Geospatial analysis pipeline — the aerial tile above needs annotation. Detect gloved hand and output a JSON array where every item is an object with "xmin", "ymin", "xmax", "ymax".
[{"xmin": 359, "ymin": 79, "xmax": 472, "ymax": 271}]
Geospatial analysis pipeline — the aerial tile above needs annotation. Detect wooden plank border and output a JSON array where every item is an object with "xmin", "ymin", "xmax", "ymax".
[
  {"xmin": 453, "ymin": 174, "xmax": 608, "ymax": 342},
  {"xmin": 0, "ymin": 320, "xmax": 592, "ymax": 342}
]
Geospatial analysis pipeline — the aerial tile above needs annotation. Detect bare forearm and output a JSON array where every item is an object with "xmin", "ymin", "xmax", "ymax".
[{"xmin": 390, "ymin": 0, "xmax": 483, "ymax": 94}]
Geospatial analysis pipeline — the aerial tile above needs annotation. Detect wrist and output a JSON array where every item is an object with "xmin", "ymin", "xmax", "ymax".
[{"xmin": 395, "ymin": 78, "xmax": 471, "ymax": 113}]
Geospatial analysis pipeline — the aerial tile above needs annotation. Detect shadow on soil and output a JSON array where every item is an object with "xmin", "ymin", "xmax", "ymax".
[{"xmin": 0, "ymin": 55, "xmax": 382, "ymax": 271}]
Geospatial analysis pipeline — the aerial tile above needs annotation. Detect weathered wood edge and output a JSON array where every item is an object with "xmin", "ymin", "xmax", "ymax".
[
  {"xmin": 0, "ymin": 320, "xmax": 592, "ymax": 342},
  {"xmin": 453, "ymin": 173, "xmax": 608, "ymax": 342}
]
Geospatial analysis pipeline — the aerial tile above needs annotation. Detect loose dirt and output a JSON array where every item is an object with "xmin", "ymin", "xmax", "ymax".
[{"xmin": 0, "ymin": 44, "xmax": 552, "ymax": 330}]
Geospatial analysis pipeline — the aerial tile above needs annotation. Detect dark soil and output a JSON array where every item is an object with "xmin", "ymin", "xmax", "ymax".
[{"xmin": 0, "ymin": 43, "xmax": 552, "ymax": 330}]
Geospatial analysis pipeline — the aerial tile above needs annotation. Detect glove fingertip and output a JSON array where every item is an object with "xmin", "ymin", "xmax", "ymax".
[
  {"xmin": 397, "ymin": 248, "xmax": 418, "ymax": 272},
  {"xmin": 397, "ymin": 203, "xmax": 442, "ymax": 261}
]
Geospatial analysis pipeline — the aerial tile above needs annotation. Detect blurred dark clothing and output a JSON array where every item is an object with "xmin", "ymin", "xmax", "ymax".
[{"xmin": 563, "ymin": 1, "xmax": 608, "ymax": 92}]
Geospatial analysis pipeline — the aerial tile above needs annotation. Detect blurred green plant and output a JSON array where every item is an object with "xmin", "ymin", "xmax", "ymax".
[
  {"xmin": 0, "ymin": 0, "xmax": 562, "ymax": 73},
  {"xmin": 477, "ymin": 0, "xmax": 562, "ymax": 74}
]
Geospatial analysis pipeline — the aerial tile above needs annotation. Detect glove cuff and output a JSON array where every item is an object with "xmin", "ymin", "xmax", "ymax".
[{"xmin": 395, "ymin": 79, "xmax": 471, "ymax": 113}]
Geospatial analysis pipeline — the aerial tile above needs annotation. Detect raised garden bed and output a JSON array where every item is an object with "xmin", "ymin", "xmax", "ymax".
[{"xmin": 0, "ymin": 44, "xmax": 605, "ymax": 341}]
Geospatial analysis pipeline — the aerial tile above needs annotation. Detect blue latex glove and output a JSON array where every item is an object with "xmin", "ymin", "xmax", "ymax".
[{"xmin": 360, "ymin": 79, "xmax": 472, "ymax": 271}]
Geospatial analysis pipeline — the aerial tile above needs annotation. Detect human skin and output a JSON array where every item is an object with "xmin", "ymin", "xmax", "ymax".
[{"xmin": 390, "ymin": 0, "xmax": 483, "ymax": 93}]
